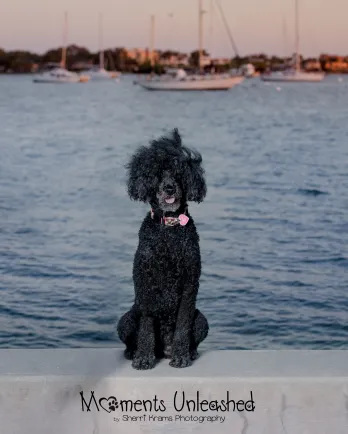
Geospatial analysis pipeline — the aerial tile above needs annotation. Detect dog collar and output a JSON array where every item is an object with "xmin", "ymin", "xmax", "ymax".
[{"xmin": 150, "ymin": 209, "xmax": 189, "ymax": 226}]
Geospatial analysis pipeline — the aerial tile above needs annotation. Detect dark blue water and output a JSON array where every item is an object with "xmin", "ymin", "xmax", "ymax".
[{"xmin": 0, "ymin": 74, "xmax": 347, "ymax": 350}]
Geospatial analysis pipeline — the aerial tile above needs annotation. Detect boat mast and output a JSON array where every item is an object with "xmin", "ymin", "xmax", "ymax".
[
  {"xmin": 99, "ymin": 13, "xmax": 104, "ymax": 69},
  {"xmin": 214, "ymin": 0, "xmax": 239, "ymax": 61},
  {"xmin": 150, "ymin": 15, "xmax": 155, "ymax": 67},
  {"xmin": 198, "ymin": 0, "xmax": 203, "ymax": 72},
  {"xmin": 209, "ymin": 0, "xmax": 214, "ymax": 55},
  {"xmin": 295, "ymin": 0, "xmax": 300, "ymax": 71},
  {"xmin": 61, "ymin": 11, "xmax": 68, "ymax": 69},
  {"xmin": 282, "ymin": 15, "xmax": 288, "ymax": 57}
]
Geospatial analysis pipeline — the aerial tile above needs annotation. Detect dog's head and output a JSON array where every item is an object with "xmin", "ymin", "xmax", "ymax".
[{"xmin": 126, "ymin": 129, "xmax": 206, "ymax": 212}]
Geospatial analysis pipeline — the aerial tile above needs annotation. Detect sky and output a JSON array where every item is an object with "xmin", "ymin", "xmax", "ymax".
[{"xmin": 1, "ymin": 0, "xmax": 347, "ymax": 57}]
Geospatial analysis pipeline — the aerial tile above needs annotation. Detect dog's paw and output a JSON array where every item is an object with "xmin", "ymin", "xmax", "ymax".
[
  {"xmin": 190, "ymin": 349, "xmax": 198, "ymax": 360},
  {"xmin": 124, "ymin": 348, "xmax": 134, "ymax": 360},
  {"xmin": 169, "ymin": 354, "xmax": 193, "ymax": 368},
  {"xmin": 132, "ymin": 354, "xmax": 156, "ymax": 370},
  {"xmin": 163, "ymin": 345, "xmax": 172, "ymax": 359}
]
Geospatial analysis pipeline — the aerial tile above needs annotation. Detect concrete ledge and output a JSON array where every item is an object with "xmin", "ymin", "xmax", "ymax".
[{"xmin": 0, "ymin": 349, "xmax": 347, "ymax": 433}]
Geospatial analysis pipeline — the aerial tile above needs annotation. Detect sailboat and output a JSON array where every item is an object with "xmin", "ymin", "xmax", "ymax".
[
  {"xmin": 138, "ymin": 0, "xmax": 244, "ymax": 91},
  {"xmin": 33, "ymin": 12, "xmax": 89, "ymax": 83},
  {"xmin": 83, "ymin": 14, "xmax": 121, "ymax": 81},
  {"xmin": 261, "ymin": 0, "xmax": 324, "ymax": 82}
]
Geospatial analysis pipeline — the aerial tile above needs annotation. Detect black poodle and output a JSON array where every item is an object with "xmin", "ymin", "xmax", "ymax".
[{"xmin": 117, "ymin": 129, "xmax": 209, "ymax": 369}]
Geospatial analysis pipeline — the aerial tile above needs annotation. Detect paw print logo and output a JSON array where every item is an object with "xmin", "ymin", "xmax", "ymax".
[
  {"xmin": 99, "ymin": 396, "xmax": 119, "ymax": 413},
  {"xmin": 108, "ymin": 398, "xmax": 118, "ymax": 412}
]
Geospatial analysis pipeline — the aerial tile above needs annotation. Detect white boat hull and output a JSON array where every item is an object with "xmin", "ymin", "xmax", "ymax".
[
  {"xmin": 84, "ymin": 68, "xmax": 121, "ymax": 81},
  {"xmin": 138, "ymin": 75, "xmax": 244, "ymax": 91},
  {"xmin": 33, "ymin": 77, "xmax": 83, "ymax": 83},
  {"xmin": 33, "ymin": 68, "xmax": 89, "ymax": 83},
  {"xmin": 261, "ymin": 71, "xmax": 325, "ymax": 82}
]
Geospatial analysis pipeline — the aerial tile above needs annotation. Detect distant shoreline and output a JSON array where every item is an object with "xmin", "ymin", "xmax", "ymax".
[
  {"xmin": 0, "ymin": 71, "xmax": 346, "ymax": 76},
  {"xmin": 1, "ymin": 46, "xmax": 347, "ymax": 74}
]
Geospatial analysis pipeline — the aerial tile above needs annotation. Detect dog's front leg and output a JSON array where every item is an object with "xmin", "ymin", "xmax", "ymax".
[
  {"xmin": 170, "ymin": 292, "xmax": 196, "ymax": 368},
  {"xmin": 132, "ymin": 316, "xmax": 156, "ymax": 370},
  {"xmin": 170, "ymin": 237, "xmax": 201, "ymax": 368},
  {"xmin": 170, "ymin": 248, "xmax": 200, "ymax": 368}
]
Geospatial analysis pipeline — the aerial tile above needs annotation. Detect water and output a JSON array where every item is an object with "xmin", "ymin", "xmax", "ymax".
[{"xmin": 0, "ymin": 74, "xmax": 347, "ymax": 350}]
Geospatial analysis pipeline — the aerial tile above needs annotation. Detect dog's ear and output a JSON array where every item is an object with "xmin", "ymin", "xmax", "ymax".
[
  {"xmin": 126, "ymin": 146, "xmax": 159, "ymax": 202},
  {"xmin": 181, "ymin": 148, "xmax": 207, "ymax": 203}
]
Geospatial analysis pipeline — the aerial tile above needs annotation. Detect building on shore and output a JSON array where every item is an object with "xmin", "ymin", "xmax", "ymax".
[{"xmin": 319, "ymin": 55, "xmax": 348, "ymax": 73}]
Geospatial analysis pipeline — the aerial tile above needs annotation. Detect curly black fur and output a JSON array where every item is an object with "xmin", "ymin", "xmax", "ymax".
[{"xmin": 117, "ymin": 129, "xmax": 209, "ymax": 369}]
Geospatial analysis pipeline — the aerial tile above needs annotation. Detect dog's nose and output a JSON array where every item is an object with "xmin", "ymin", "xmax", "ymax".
[{"xmin": 164, "ymin": 184, "xmax": 175, "ymax": 195}]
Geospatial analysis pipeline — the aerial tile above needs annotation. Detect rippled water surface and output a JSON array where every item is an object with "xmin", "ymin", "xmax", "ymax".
[{"xmin": 0, "ymin": 74, "xmax": 347, "ymax": 350}]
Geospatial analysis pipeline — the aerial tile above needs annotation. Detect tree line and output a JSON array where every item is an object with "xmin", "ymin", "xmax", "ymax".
[{"xmin": 0, "ymin": 45, "xmax": 342, "ymax": 74}]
